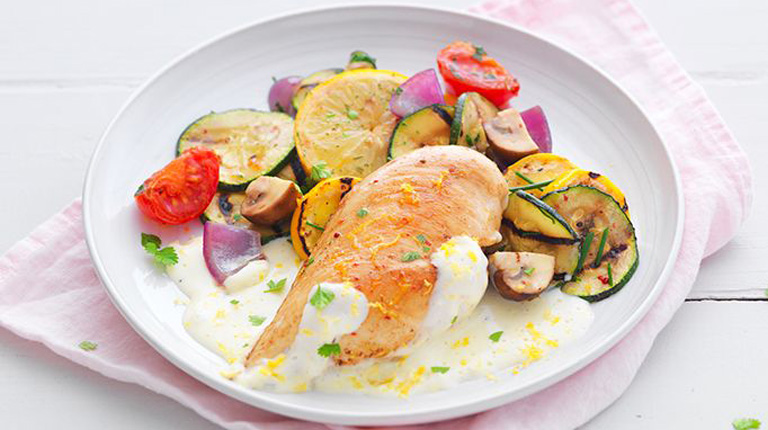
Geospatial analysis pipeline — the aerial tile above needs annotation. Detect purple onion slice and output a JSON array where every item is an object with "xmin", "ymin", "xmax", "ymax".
[
  {"xmin": 520, "ymin": 105, "xmax": 552, "ymax": 153},
  {"xmin": 389, "ymin": 69, "xmax": 444, "ymax": 118},
  {"xmin": 203, "ymin": 222, "xmax": 265, "ymax": 285}
]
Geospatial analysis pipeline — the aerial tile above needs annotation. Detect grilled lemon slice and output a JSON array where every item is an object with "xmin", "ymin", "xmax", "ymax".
[{"xmin": 294, "ymin": 69, "xmax": 407, "ymax": 179}]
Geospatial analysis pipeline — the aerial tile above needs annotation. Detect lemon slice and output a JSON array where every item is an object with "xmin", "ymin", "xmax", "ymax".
[{"xmin": 294, "ymin": 69, "xmax": 407, "ymax": 178}]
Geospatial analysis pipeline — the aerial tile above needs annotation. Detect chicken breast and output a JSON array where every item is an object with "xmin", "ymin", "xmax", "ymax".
[{"xmin": 247, "ymin": 145, "xmax": 508, "ymax": 366}]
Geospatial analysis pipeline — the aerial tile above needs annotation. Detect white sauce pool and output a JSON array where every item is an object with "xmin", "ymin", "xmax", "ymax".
[{"xmin": 167, "ymin": 235, "xmax": 594, "ymax": 397}]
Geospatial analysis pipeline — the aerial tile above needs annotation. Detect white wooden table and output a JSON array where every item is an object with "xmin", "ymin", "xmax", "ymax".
[{"xmin": 1, "ymin": 1, "xmax": 766, "ymax": 428}]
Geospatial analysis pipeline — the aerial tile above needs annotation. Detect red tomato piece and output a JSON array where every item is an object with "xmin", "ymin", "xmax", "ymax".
[
  {"xmin": 437, "ymin": 41, "xmax": 520, "ymax": 107},
  {"xmin": 135, "ymin": 147, "xmax": 220, "ymax": 224}
]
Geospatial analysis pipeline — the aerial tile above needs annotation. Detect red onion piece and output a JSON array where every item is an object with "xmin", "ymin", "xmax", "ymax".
[
  {"xmin": 268, "ymin": 75, "xmax": 302, "ymax": 117},
  {"xmin": 203, "ymin": 222, "xmax": 265, "ymax": 285},
  {"xmin": 389, "ymin": 69, "xmax": 444, "ymax": 118},
  {"xmin": 520, "ymin": 106, "xmax": 552, "ymax": 153}
]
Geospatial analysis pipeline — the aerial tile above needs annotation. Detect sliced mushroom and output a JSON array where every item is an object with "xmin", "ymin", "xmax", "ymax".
[
  {"xmin": 241, "ymin": 176, "xmax": 301, "ymax": 225},
  {"xmin": 483, "ymin": 108, "xmax": 539, "ymax": 164},
  {"xmin": 488, "ymin": 251, "xmax": 555, "ymax": 302}
]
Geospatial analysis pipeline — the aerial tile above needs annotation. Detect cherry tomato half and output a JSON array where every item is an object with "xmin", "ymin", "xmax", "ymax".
[
  {"xmin": 135, "ymin": 147, "xmax": 220, "ymax": 224},
  {"xmin": 437, "ymin": 41, "xmax": 520, "ymax": 107}
]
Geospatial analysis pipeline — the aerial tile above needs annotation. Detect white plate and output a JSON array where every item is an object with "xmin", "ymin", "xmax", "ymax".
[{"xmin": 83, "ymin": 4, "xmax": 683, "ymax": 426}]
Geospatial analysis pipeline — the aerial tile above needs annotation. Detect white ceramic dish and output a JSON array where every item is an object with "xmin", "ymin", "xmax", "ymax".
[{"xmin": 83, "ymin": 4, "xmax": 683, "ymax": 426}]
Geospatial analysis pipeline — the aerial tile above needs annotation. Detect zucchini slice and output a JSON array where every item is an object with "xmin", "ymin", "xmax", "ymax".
[
  {"xmin": 542, "ymin": 186, "xmax": 638, "ymax": 302},
  {"xmin": 291, "ymin": 68, "xmax": 344, "ymax": 112},
  {"xmin": 542, "ymin": 169, "xmax": 630, "ymax": 216},
  {"xmin": 177, "ymin": 109, "xmax": 294, "ymax": 191},
  {"xmin": 504, "ymin": 190, "xmax": 578, "ymax": 243},
  {"xmin": 274, "ymin": 148, "xmax": 309, "ymax": 192},
  {"xmin": 202, "ymin": 191, "xmax": 290, "ymax": 244},
  {"xmin": 388, "ymin": 104, "xmax": 455, "ymax": 160},
  {"xmin": 501, "ymin": 222, "xmax": 580, "ymax": 280},
  {"xmin": 504, "ymin": 153, "xmax": 578, "ymax": 197},
  {"xmin": 449, "ymin": 92, "xmax": 499, "ymax": 152}
]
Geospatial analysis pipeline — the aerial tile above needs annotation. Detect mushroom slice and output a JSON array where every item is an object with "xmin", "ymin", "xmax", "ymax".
[
  {"xmin": 483, "ymin": 108, "xmax": 540, "ymax": 164},
  {"xmin": 488, "ymin": 251, "xmax": 555, "ymax": 302},
  {"xmin": 241, "ymin": 176, "xmax": 301, "ymax": 225}
]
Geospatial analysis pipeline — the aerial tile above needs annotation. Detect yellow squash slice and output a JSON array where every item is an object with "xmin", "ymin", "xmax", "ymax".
[{"xmin": 504, "ymin": 153, "xmax": 578, "ymax": 197}]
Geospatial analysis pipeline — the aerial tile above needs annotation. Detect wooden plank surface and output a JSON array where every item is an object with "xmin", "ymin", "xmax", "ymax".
[{"xmin": 0, "ymin": 0, "xmax": 766, "ymax": 428}]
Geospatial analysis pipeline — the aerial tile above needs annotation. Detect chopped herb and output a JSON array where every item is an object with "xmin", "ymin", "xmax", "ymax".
[
  {"xmin": 346, "ymin": 108, "xmax": 359, "ymax": 120},
  {"xmin": 310, "ymin": 286, "xmax": 335, "ymax": 310},
  {"xmin": 306, "ymin": 220, "xmax": 325, "ymax": 231},
  {"xmin": 141, "ymin": 233, "xmax": 178, "ymax": 267},
  {"xmin": 508, "ymin": 180, "xmax": 554, "ymax": 193},
  {"xmin": 431, "ymin": 366, "xmax": 450, "ymax": 374},
  {"xmin": 524, "ymin": 267, "xmax": 535, "ymax": 276},
  {"xmin": 401, "ymin": 251, "xmax": 421, "ymax": 262},
  {"xmin": 230, "ymin": 299, "xmax": 240, "ymax": 305},
  {"xmin": 263, "ymin": 278, "xmax": 287, "ymax": 293},
  {"xmin": 422, "ymin": 246, "xmax": 431, "ymax": 253},
  {"xmin": 733, "ymin": 418, "xmax": 761, "ymax": 430},
  {"xmin": 514, "ymin": 171, "xmax": 535, "ymax": 184},
  {"xmin": 271, "ymin": 76, "xmax": 277, "ymax": 83},
  {"xmin": 243, "ymin": 343, "xmax": 250, "ymax": 348},
  {"xmin": 317, "ymin": 343, "xmax": 341, "ymax": 357},
  {"xmin": 416, "ymin": 234, "xmax": 427, "ymax": 243},
  {"xmin": 451, "ymin": 315, "xmax": 458, "ymax": 324},
  {"xmin": 465, "ymin": 133, "xmax": 475, "ymax": 147},
  {"xmin": 134, "ymin": 184, "xmax": 145, "ymax": 196},
  {"xmin": 274, "ymin": 102, "xmax": 285, "ymax": 113},
  {"xmin": 593, "ymin": 228, "xmax": 610, "ymax": 268},
  {"xmin": 78, "ymin": 341, "xmax": 98, "ymax": 351},
  {"xmin": 326, "ymin": 113, "xmax": 336, "ymax": 119},
  {"xmin": 574, "ymin": 231, "xmax": 595, "ymax": 274},
  {"xmin": 395, "ymin": 87, "xmax": 404, "ymax": 96},
  {"xmin": 489, "ymin": 331, "xmax": 503, "ymax": 342},
  {"xmin": 310, "ymin": 161, "xmax": 332, "ymax": 182},
  {"xmin": 357, "ymin": 208, "xmax": 369, "ymax": 218},
  {"xmin": 249, "ymin": 315, "xmax": 266, "ymax": 326},
  {"xmin": 349, "ymin": 51, "xmax": 376, "ymax": 67},
  {"xmin": 484, "ymin": 72, "xmax": 497, "ymax": 80},
  {"xmin": 472, "ymin": 44, "xmax": 487, "ymax": 62},
  {"xmin": 341, "ymin": 132, "xmax": 350, "ymax": 138},
  {"xmin": 607, "ymin": 262, "xmax": 614, "ymax": 286},
  {"xmin": 233, "ymin": 214, "xmax": 243, "ymax": 221},
  {"xmin": 306, "ymin": 256, "xmax": 315, "ymax": 266}
]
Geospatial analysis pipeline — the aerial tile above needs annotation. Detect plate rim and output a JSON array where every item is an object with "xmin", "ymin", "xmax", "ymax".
[{"xmin": 82, "ymin": 3, "xmax": 685, "ymax": 425}]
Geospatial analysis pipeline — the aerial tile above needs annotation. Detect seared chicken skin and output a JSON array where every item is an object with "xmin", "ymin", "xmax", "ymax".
[{"xmin": 247, "ymin": 146, "xmax": 508, "ymax": 366}]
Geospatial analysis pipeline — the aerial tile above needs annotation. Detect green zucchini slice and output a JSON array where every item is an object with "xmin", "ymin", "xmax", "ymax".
[
  {"xmin": 346, "ymin": 50, "xmax": 376, "ymax": 70},
  {"xmin": 273, "ymin": 148, "xmax": 309, "ymax": 192},
  {"xmin": 449, "ymin": 92, "xmax": 499, "ymax": 152},
  {"xmin": 501, "ymin": 221, "xmax": 580, "ymax": 280},
  {"xmin": 388, "ymin": 104, "xmax": 455, "ymax": 160},
  {"xmin": 291, "ymin": 68, "xmax": 344, "ymax": 112},
  {"xmin": 542, "ymin": 186, "xmax": 639, "ymax": 302},
  {"xmin": 201, "ymin": 191, "xmax": 290, "ymax": 244},
  {"xmin": 504, "ymin": 190, "xmax": 578, "ymax": 243},
  {"xmin": 177, "ymin": 109, "xmax": 294, "ymax": 191}
]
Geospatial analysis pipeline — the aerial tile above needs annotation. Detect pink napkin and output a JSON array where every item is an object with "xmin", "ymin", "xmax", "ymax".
[{"xmin": 0, "ymin": 0, "xmax": 752, "ymax": 429}]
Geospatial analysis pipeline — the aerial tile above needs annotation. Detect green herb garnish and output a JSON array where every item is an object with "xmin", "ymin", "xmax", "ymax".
[
  {"xmin": 401, "ymin": 251, "xmax": 421, "ymax": 262},
  {"xmin": 310, "ymin": 286, "xmax": 335, "ymax": 310},
  {"xmin": 347, "ymin": 108, "xmax": 359, "ymax": 120},
  {"xmin": 524, "ymin": 267, "xmax": 535, "ymax": 276},
  {"xmin": 306, "ymin": 220, "xmax": 325, "ymax": 231},
  {"xmin": 607, "ymin": 262, "xmax": 614, "ymax": 286},
  {"xmin": 593, "ymin": 228, "xmax": 610, "ymax": 268},
  {"xmin": 233, "ymin": 214, "xmax": 243, "ymax": 221},
  {"xmin": 141, "ymin": 233, "xmax": 178, "ymax": 267},
  {"xmin": 78, "ymin": 341, "xmax": 98, "ymax": 351},
  {"xmin": 422, "ymin": 246, "xmax": 431, "ymax": 253},
  {"xmin": 416, "ymin": 234, "xmax": 427, "ymax": 243},
  {"xmin": 249, "ymin": 315, "xmax": 266, "ymax": 326},
  {"xmin": 733, "ymin": 418, "xmax": 761, "ymax": 430},
  {"xmin": 514, "ymin": 171, "xmax": 535, "ymax": 184},
  {"xmin": 357, "ymin": 208, "xmax": 369, "ymax": 218},
  {"xmin": 230, "ymin": 299, "xmax": 240, "ymax": 305},
  {"xmin": 349, "ymin": 50, "xmax": 376, "ymax": 67},
  {"xmin": 472, "ymin": 45, "xmax": 487, "ymax": 61},
  {"xmin": 306, "ymin": 256, "xmax": 315, "ymax": 266},
  {"xmin": 451, "ymin": 316, "xmax": 458, "ymax": 324},
  {"xmin": 317, "ymin": 343, "xmax": 341, "ymax": 357},
  {"xmin": 508, "ymin": 180, "xmax": 554, "ymax": 193},
  {"xmin": 574, "ymin": 231, "xmax": 595, "ymax": 274},
  {"xmin": 274, "ymin": 102, "xmax": 286, "ymax": 113},
  {"xmin": 431, "ymin": 366, "xmax": 450, "ymax": 374},
  {"xmin": 489, "ymin": 331, "xmax": 503, "ymax": 342},
  {"xmin": 310, "ymin": 161, "xmax": 332, "ymax": 182},
  {"xmin": 263, "ymin": 278, "xmax": 287, "ymax": 293},
  {"xmin": 395, "ymin": 87, "xmax": 404, "ymax": 95}
]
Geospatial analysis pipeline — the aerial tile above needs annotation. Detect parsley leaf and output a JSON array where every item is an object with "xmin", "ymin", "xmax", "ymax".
[
  {"xmin": 263, "ymin": 278, "xmax": 287, "ymax": 293},
  {"xmin": 347, "ymin": 108, "xmax": 359, "ymax": 120},
  {"xmin": 489, "ymin": 331, "xmax": 503, "ymax": 342},
  {"xmin": 310, "ymin": 286, "xmax": 335, "ymax": 310},
  {"xmin": 306, "ymin": 256, "xmax": 315, "ymax": 266},
  {"xmin": 431, "ymin": 366, "xmax": 450, "ymax": 374},
  {"xmin": 357, "ymin": 208, "xmax": 369, "ymax": 218},
  {"xmin": 230, "ymin": 299, "xmax": 240, "ymax": 305},
  {"xmin": 416, "ymin": 234, "xmax": 427, "ymax": 243},
  {"xmin": 310, "ymin": 161, "xmax": 332, "ymax": 182},
  {"xmin": 317, "ymin": 343, "xmax": 341, "ymax": 357},
  {"xmin": 78, "ymin": 341, "xmax": 98, "ymax": 351},
  {"xmin": 451, "ymin": 316, "xmax": 458, "ymax": 324},
  {"xmin": 395, "ymin": 87, "xmax": 404, "ymax": 95},
  {"xmin": 472, "ymin": 44, "xmax": 487, "ymax": 61},
  {"xmin": 141, "ymin": 233, "xmax": 178, "ymax": 267},
  {"xmin": 401, "ymin": 251, "xmax": 421, "ymax": 262},
  {"xmin": 249, "ymin": 315, "xmax": 266, "ymax": 326},
  {"xmin": 733, "ymin": 418, "xmax": 761, "ymax": 430},
  {"xmin": 524, "ymin": 267, "xmax": 535, "ymax": 276}
]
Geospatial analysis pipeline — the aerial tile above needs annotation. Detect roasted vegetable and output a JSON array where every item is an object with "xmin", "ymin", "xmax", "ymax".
[
  {"xmin": 202, "ymin": 191, "xmax": 290, "ymax": 244},
  {"xmin": 488, "ymin": 251, "xmax": 555, "ymax": 301},
  {"xmin": 449, "ymin": 92, "xmax": 498, "ymax": 153},
  {"xmin": 484, "ymin": 108, "xmax": 539, "ymax": 163},
  {"xmin": 346, "ymin": 50, "xmax": 377, "ymax": 70},
  {"xmin": 291, "ymin": 68, "xmax": 344, "ymax": 112},
  {"xmin": 504, "ymin": 153, "xmax": 578, "ymax": 197},
  {"xmin": 501, "ymin": 221, "xmax": 580, "ymax": 280},
  {"xmin": 389, "ymin": 69, "xmax": 445, "ymax": 118},
  {"xmin": 388, "ymin": 104, "xmax": 454, "ymax": 159},
  {"xmin": 542, "ymin": 169, "xmax": 629, "ymax": 215},
  {"xmin": 241, "ymin": 176, "xmax": 302, "ymax": 225},
  {"xmin": 504, "ymin": 190, "xmax": 578, "ymax": 242}
]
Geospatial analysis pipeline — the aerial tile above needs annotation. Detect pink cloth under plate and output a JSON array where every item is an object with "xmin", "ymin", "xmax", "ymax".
[{"xmin": 0, "ymin": 0, "xmax": 752, "ymax": 429}]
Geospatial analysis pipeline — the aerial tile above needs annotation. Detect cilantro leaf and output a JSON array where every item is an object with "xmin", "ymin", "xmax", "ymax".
[
  {"xmin": 263, "ymin": 278, "xmax": 287, "ymax": 293},
  {"xmin": 306, "ymin": 256, "xmax": 315, "ymax": 266},
  {"xmin": 310, "ymin": 161, "xmax": 332, "ymax": 182},
  {"xmin": 347, "ymin": 108, "xmax": 359, "ymax": 120},
  {"xmin": 141, "ymin": 233, "xmax": 161, "ymax": 251},
  {"xmin": 733, "ymin": 418, "xmax": 761, "ymax": 430},
  {"xmin": 357, "ymin": 208, "xmax": 369, "ymax": 218},
  {"xmin": 451, "ymin": 315, "xmax": 458, "ymax": 324},
  {"xmin": 524, "ymin": 267, "xmax": 535, "ymax": 276},
  {"xmin": 401, "ymin": 251, "xmax": 421, "ymax": 262},
  {"xmin": 141, "ymin": 233, "xmax": 178, "ymax": 267},
  {"xmin": 78, "ymin": 341, "xmax": 98, "ymax": 351},
  {"xmin": 472, "ymin": 44, "xmax": 487, "ymax": 61},
  {"xmin": 230, "ymin": 299, "xmax": 240, "ymax": 305},
  {"xmin": 416, "ymin": 234, "xmax": 427, "ymax": 243},
  {"xmin": 489, "ymin": 331, "xmax": 503, "ymax": 342},
  {"xmin": 395, "ymin": 87, "xmax": 404, "ymax": 95},
  {"xmin": 317, "ymin": 343, "xmax": 341, "ymax": 357},
  {"xmin": 310, "ymin": 286, "xmax": 335, "ymax": 310},
  {"xmin": 431, "ymin": 366, "xmax": 450, "ymax": 374},
  {"xmin": 249, "ymin": 315, "xmax": 266, "ymax": 326}
]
